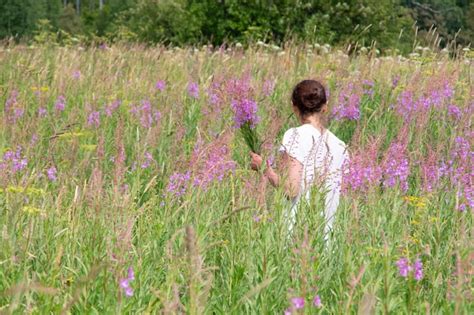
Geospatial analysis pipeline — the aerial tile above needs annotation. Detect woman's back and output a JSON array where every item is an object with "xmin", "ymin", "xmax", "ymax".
[
  {"xmin": 279, "ymin": 124, "xmax": 348, "ymax": 236},
  {"xmin": 280, "ymin": 124, "xmax": 347, "ymax": 191}
]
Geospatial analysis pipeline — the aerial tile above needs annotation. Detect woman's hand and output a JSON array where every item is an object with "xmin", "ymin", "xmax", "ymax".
[
  {"xmin": 264, "ymin": 160, "xmax": 279, "ymax": 186},
  {"xmin": 249, "ymin": 152, "xmax": 263, "ymax": 171}
]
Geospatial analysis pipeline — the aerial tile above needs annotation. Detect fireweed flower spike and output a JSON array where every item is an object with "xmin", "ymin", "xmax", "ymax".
[
  {"xmin": 87, "ymin": 110, "xmax": 101, "ymax": 128},
  {"xmin": 332, "ymin": 82, "xmax": 361, "ymax": 120},
  {"xmin": 291, "ymin": 297, "xmax": 305, "ymax": 309},
  {"xmin": 141, "ymin": 152, "xmax": 154, "ymax": 169},
  {"xmin": 187, "ymin": 81, "xmax": 199, "ymax": 99},
  {"xmin": 155, "ymin": 80, "xmax": 166, "ymax": 91},
  {"xmin": 231, "ymin": 98, "xmax": 261, "ymax": 153},
  {"xmin": 55, "ymin": 95, "xmax": 66, "ymax": 112},
  {"xmin": 396, "ymin": 257, "xmax": 411, "ymax": 278},
  {"xmin": 119, "ymin": 266, "xmax": 135, "ymax": 297},
  {"xmin": 413, "ymin": 259, "xmax": 423, "ymax": 281},
  {"xmin": 396, "ymin": 257, "xmax": 423, "ymax": 280},
  {"xmin": 47, "ymin": 166, "xmax": 57, "ymax": 182},
  {"xmin": 313, "ymin": 295, "xmax": 322, "ymax": 307}
]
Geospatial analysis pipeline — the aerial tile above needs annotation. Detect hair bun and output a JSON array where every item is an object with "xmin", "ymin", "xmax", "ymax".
[
  {"xmin": 303, "ymin": 92, "xmax": 321, "ymax": 109},
  {"xmin": 291, "ymin": 80, "xmax": 327, "ymax": 115}
]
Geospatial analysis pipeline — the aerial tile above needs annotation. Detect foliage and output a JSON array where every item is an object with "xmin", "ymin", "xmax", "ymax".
[{"xmin": 0, "ymin": 0, "xmax": 472, "ymax": 50}]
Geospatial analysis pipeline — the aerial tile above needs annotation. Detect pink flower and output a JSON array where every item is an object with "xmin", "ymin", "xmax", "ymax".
[
  {"xmin": 413, "ymin": 259, "xmax": 423, "ymax": 281},
  {"xmin": 262, "ymin": 79, "xmax": 276, "ymax": 96},
  {"xmin": 47, "ymin": 166, "xmax": 57, "ymax": 181},
  {"xmin": 55, "ymin": 95, "xmax": 66, "ymax": 112},
  {"xmin": 187, "ymin": 81, "xmax": 199, "ymax": 99},
  {"xmin": 87, "ymin": 110, "xmax": 101, "ymax": 128},
  {"xmin": 72, "ymin": 70, "xmax": 81, "ymax": 79},
  {"xmin": 313, "ymin": 295, "xmax": 322, "ymax": 307},
  {"xmin": 127, "ymin": 267, "xmax": 135, "ymax": 281},
  {"xmin": 231, "ymin": 98, "xmax": 260, "ymax": 128},
  {"xmin": 155, "ymin": 80, "xmax": 166, "ymax": 91},
  {"xmin": 291, "ymin": 297, "xmax": 305, "ymax": 309},
  {"xmin": 141, "ymin": 152, "xmax": 154, "ymax": 169},
  {"xmin": 119, "ymin": 266, "xmax": 135, "ymax": 297},
  {"xmin": 396, "ymin": 258, "xmax": 411, "ymax": 278},
  {"xmin": 38, "ymin": 107, "xmax": 48, "ymax": 117},
  {"xmin": 105, "ymin": 99, "xmax": 121, "ymax": 117}
]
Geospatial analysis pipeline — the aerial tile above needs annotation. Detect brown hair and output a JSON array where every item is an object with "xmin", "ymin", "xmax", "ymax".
[{"xmin": 291, "ymin": 80, "xmax": 327, "ymax": 116}]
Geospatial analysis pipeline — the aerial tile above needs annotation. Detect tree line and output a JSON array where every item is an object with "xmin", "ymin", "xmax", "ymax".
[{"xmin": 0, "ymin": 0, "xmax": 472, "ymax": 52}]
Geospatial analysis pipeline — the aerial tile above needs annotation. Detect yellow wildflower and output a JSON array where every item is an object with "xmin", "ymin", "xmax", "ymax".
[
  {"xmin": 5, "ymin": 186, "xmax": 46, "ymax": 197},
  {"xmin": 22, "ymin": 206, "xmax": 42, "ymax": 215},
  {"xmin": 6, "ymin": 185, "xmax": 25, "ymax": 194},
  {"xmin": 80, "ymin": 144, "xmax": 97, "ymax": 151},
  {"xmin": 40, "ymin": 86, "xmax": 49, "ymax": 92},
  {"xmin": 403, "ymin": 195, "xmax": 427, "ymax": 209},
  {"xmin": 26, "ymin": 188, "xmax": 46, "ymax": 196},
  {"xmin": 429, "ymin": 216, "xmax": 439, "ymax": 223}
]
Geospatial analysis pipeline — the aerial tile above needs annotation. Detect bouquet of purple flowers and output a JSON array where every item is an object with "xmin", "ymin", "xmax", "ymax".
[{"xmin": 231, "ymin": 98, "xmax": 261, "ymax": 153}]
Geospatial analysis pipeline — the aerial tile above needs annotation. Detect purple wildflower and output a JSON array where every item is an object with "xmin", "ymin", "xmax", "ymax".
[
  {"xmin": 392, "ymin": 75, "xmax": 400, "ymax": 88},
  {"xmin": 38, "ymin": 107, "xmax": 48, "ymax": 117},
  {"xmin": 284, "ymin": 308, "xmax": 292, "ymax": 315},
  {"xmin": 87, "ymin": 110, "xmax": 101, "ymax": 128},
  {"xmin": 1, "ymin": 148, "xmax": 28, "ymax": 175},
  {"xmin": 155, "ymin": 80, "xmax": 166, "ymax": 91},
  {"xmin": 332, "ymin": 82, "xmax": 360, "ymax": 120},
  {"xmin": 313, "ymin": 295, "xmax": 322, "ymax": 307},
  {"xmin": 141, "ymin": 152, "xmax": 154, "ymax": 169},
  {"xmin": 13, "ymin": 108, "xmax": 24, "ymax": 121},
  {"xmin": 262, "ymin": 79, "xmax": 276, "ymax": 97},
  {"xmin": 187, "ymin": 81, "xmax": 199, "ymax": 99},
  {"xmin": 120, "ymin": 279, "xmax": 129, "ymax": 289},
  {"xmin": 191, "ymin": 142, "xmax": 236, "ymax": 188},
  {"xmin": 4, "ymin": 90, "xmax": 24, "ymax": 123},
  {"xmin": 209, "ymin": 92, "xmax": 220, "ymax": 106},
  {"xmin": 55, "ymin": 95, "xmax": 66, "ymax": 112},
  {"xmin": 119, "ymin": 267, "xmax": 135, "ymax": 297},
  {"xmin": 130, "ymin": 100, "xmax": 161, "ymax": 128},
  {"xmin": 396, "ymin": 258, "xmax": 411, "ymax": 278},
  {"xmin": 127, "ymin": 267, "xmax": 135, "ymax": 281},
  {"xmin": 105, "ymin": 99, "xmax": 121, "ymax": 117},
  {"xmin": 383, "ymin": 141, "xmax": 410, "ymax": 192},
  {"xmin": 226, "ymin": 75, "xmax": 252, "ymax": 100},
  {"xmin": 291, "ymin": 297, "xmax": 305, "ymax": 309},
  {"xmin": 342, "ymin": 143, "xmax": 382, "ymax": 194},
  {"xmin": 167, "ymin": 171, "xmax": 191, "ymax": 197},
  {"xmin": 72, "ymin": 70, "xmax": 81, "ymax": 79},
  {"xmin": 5, "ymin": 90, "xmax": 18, "ymax": 112},
  {"xmin": 362, "ymin": 80, "xmax": 375, "ymax": 97},
  {"xmin": 47, "ymin": 166, "xmax": 57, "ymax": 182},
  {"xmin": 447, "ymin": 105, "xmax": 461, "ymax": 120},
  {"xmin": 30, "ymin": 134, "xmax": 39, "ymax": 146},
  {"xmin": 204, "ymin": 81, "xmax": 224, "ymax": 116},
  {"xmin": 420, "ymin": 150, "xmax": 441, "ymax": 192},
  {"xmin": 395, "ymin": 90, "xmax": 416, "ymax": 120},
  {"xmin": 231, "ymin": 98, "xmax": 260, "ymax": 128},
  {"xmin": 413, "ymin": 259, "xmax": 423, "ymax": 281},
  {"xmin": 442, "ymin": 136, "xmax": 473, "ymax": 211}
]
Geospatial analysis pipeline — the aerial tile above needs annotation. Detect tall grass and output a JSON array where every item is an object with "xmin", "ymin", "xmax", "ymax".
[{"xmin": 0, "ymin": 45, "xmax": 472, "ymax": 314}]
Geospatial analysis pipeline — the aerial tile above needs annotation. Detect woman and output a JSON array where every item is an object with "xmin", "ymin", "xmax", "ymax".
[{"xmin": 250, "ymin": 79, "xmax": 349, "ymax": 239}]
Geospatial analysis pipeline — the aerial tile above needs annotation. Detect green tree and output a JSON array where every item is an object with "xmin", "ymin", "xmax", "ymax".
[{"xmin": 59, "ymin": 3, "xmax": 82, "ymax": 34}]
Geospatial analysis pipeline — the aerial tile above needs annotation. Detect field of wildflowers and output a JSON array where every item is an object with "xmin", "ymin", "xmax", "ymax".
[{"xmin": 0, "ymin": 45, "xmax": 472, "ymax": 314}]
